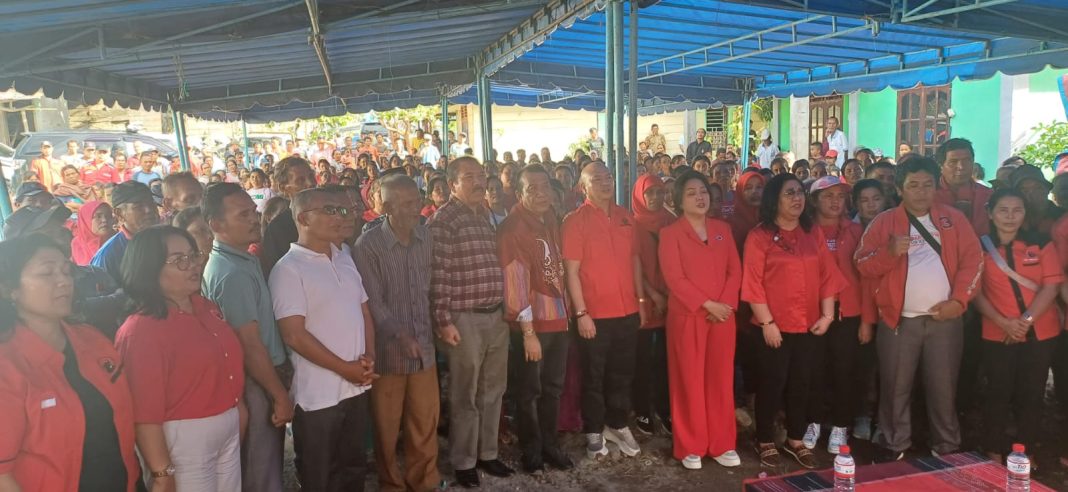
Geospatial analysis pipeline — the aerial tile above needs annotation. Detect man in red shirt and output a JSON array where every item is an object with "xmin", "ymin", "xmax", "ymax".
[
  {"xmin": 855, "ymin": 156, "xmax": 982, "ymax": 462},
  {"xmin": 562, "ymin": 160, "xmax": 647, "ymax": 461},
  {"xmin": 79, "ymin": 143, "xmax": 117, "ymax": 186}
]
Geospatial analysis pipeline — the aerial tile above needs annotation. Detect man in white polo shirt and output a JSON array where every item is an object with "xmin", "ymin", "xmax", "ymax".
[{"xmin": 270, "ymin": 188, "xmax": 378, "ymax": 491}]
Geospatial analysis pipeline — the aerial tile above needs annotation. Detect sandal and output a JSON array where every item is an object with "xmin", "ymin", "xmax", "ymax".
[
  {"xmin": 785, "ymin": 442, "xmax": 818, "ymax": 469},
  {"xmin": 757, "ymin": 442, "xmax": 780, "ymax": 467}
]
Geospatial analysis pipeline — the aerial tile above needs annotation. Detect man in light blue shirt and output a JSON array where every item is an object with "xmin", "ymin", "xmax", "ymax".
[{"xmin": 200, "ymin": 182, "xmax": 292, "ymax": 492}]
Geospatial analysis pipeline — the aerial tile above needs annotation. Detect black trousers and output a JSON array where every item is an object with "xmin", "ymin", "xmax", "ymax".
[
  {"xmin": 517, "ymin": 331, "xmax": 570, "ymax": 459},
  {"xmin": 982, "ymin": 337, "xmax": 1056, "ymax": 454},
  {"xmin": 756, "ymin": 332, "xmax": 819, "ymax": 443},
  {"xmin": 292, "ymin": 393, "xmax": 370, "ymax": 492},
  {"xmin": 956, "ymin": 305, "xmax": 983, "ymax": 411},
  {"xmin": 807, "ymin": 316, "xmax": 861, "ymax": 427},
  {"xmin": 632, "ymin": 327, "xmax": 670, "ymax": 420},
  {"xmin": 1052, "ymin": 333, "xmax": 1068, "ymax": 414},
  {"xmin": 580, "ymin": 314, "xmax": 639, "ymax": 433}
]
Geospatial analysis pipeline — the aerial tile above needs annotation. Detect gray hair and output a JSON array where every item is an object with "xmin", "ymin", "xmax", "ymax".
[{"xmin": 379, "ymin": 174, "xmax": 418, "ymax": 206}]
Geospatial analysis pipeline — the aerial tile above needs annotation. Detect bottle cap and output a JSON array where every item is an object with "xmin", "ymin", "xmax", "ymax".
[
  {"xmin": 1012, "ymin": 443, "xmax": 1025, "ymax": 453},
  {"xmin": 839, "ymin": 445, "xmax": 850, "ymax": 455}
]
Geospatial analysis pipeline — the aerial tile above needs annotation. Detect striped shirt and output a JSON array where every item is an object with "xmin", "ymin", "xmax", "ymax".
[
  {"xmin": 427, "ymin": 197, "xmax": 505, "ymax": 328},
  {"xmin": 353, "ymin": 220, "xmax": 435, "ymax": 375}
]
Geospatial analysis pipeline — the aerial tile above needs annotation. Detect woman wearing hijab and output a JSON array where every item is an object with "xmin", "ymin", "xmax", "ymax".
[
  {"xmin": 70, "ymin": 201, "xmax": 116, "ymax": 266},
  {"xmin": 631, "ymin": 174, "xmax": 674, "ymax": 436},
  {"xmin": 728, "ymin": 170, "xmax": 767, "ymax": 418}
]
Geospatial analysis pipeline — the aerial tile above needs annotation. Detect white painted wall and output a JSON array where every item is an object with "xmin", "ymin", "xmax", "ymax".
[
  {"xmin": 1008, "ymin": 73, "xmax": 1068, "ymax": 161},
  {"xmin": 789, "ymin": 96, "xmax": 810, "ymax": 157}
]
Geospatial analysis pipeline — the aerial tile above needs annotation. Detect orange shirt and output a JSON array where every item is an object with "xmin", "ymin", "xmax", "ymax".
[
  {"xmin": 562, "ymin": 200, "xmax": 639, "ymax": 319},
  {"xmin": 741, "ymin": 225, "xmax": 847, "ymax": 333},
  {"xmin": 658, "ymin": 217, "xmax": 742, "ymax": 314},
  {"xmin": 0, "ymin": 323, "xmax": 139, "ymax": 491},
  {"xmin": 980, "ymin": 241, "xmax": 1063, "ymax": 341}
]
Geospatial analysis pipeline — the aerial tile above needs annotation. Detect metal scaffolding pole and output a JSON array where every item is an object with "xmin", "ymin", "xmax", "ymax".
[
  {"xmin": 741, "ymin": 95, "xmax": 754, "ymax": 167},
  {"xmin": 604, "ymin": 0, "xmax": 616, "ymax": 178},
  {"xmin": 613, "ymin": 0, "xmax": 624, "ymax": 205},
  {"xmin": 0, "ymin": 168, "xmax": 11, "ymax": 230},
  {"xmin": 625, "ymin": 0, "xmax": 637, "ymax": 209},
  {"xmin": 241, "ymin": 120, "xmax": 250, "ymax": 169},
  {"xmin": 440, "ymin": 95, "xmax": 450, "ymax": 161},
  {"xmin": 477, "ymin": 74, "xmax": 494, "ymax": 164},
  {"xmin": 170, "ymin": 107, "xmax": 190, "ymax": 171}
]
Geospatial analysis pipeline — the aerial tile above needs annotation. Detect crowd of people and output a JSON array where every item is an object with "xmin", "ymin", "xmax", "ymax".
[{"xmin": 3, "ymin": 118, "xmax": 1068, "ymax": 492}]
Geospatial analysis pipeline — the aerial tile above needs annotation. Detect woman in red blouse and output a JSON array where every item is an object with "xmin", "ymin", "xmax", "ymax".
[
  {"xmin": 631, "ymin": 174, "xmax": 674, "ymax": 436},
  {"xmin": 115, "ymin": 226, "xmax": 245, "ymax": 491},
  {"xmin": 741, "ymin": 173, "xmax": 845, "ymax": 469},
  {"xmin": 659, "ymin": 171, "xmax": 742, "ymax": 470},
  {"xmin": 0, "ymin": 235, "xmax": 139, "ymax": 492},
  {"xmin": 802, "ymin": 176, "xmax": 869, "ymax": 455},
  {"xmin": 973, "ymin": 188, "xmax": 1062, "ymax": 465}
]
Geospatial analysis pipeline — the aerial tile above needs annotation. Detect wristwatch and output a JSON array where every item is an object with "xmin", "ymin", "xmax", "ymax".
[
  {"xmin": 574, "ymin": 310, "xmax": 589, "ymax": 319},
  {"xmin": 758, "ymin": 320, "xmax": 775, "ymax": 327},
  {"xmin": 152, "ymin": 464, "xmax": 176, "ymax": 478}
]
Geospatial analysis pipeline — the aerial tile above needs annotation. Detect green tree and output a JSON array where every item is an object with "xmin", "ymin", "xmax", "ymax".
[{"xmin": 1018, "ymin": 121, "xmax": 1068, "ymax": 168}]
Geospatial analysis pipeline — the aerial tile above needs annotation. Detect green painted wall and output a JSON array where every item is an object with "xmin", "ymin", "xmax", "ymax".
[
  {"xmin": 778, "ymin": 98, "xmax": 790, "ymax": 151},
  {"xmin": 951, "ymin": 74, "xmax": 1001, "ymax": 174},
  {"xmin": 841, "ymin": 94, "xmax": 850, "ymax": 130},
  {"xmin": 1030, "ymin": 67, "xmax": 1068, "ymax": 93},
  {"xmin": 855, "ymin": 88, "xmax": 898, "ymax": 157}
]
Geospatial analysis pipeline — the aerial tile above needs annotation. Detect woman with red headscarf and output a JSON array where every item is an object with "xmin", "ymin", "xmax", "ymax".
[
  {"xmin": 70, "ymin": 201, "xmax": 116, "ymax": 266},
  {"xmin": 728, "ymin": 170, "xmax": 767, "ymax": 420},
  {"xmin": 630, "ymin": 174, "xmax": 674, "ymax": 435}
]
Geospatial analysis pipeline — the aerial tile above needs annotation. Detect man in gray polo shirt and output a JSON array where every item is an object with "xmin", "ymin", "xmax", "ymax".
[{"xmin": 201, "ymin": 182, "xmax": 292, "ymax": 492}]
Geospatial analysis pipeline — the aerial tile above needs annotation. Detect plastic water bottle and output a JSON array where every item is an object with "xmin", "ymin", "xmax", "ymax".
[
  {"xmin": 1007, "ymin": 443, "xmax": 1031, "ymax": 492},
  {"xmin": 833, "ymin": 444, "xmax": 856, "ymax": 492}
]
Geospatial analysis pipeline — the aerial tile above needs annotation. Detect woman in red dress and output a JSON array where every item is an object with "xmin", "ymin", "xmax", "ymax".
[{"xmin": 659, "ymin": 171, "xmax": 743, "ymax": 470}]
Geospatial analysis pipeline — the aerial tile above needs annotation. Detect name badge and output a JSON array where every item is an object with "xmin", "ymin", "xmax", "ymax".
[{"xmin": 41, "ymin": 398, "xmax": 56, "ymax": 409}]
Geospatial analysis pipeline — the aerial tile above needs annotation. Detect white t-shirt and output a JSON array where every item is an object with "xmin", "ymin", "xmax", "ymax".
[
  {"xmin": 247, "ymin": 187, "xmax": 274, "ymax": 212},
  {"xmin": 902, "ymin": 214, "xmax": 952, "ymax": 318},
  {"xmin": 269, "ymin": 242, "xmax": 370, "ymax": 411},
  {"xmin": 827, "ymin": 130, "xmax": 848, "ymax": 167},
  {"xmin": 756, "ymin": 143, "xmax": 779, "ymax": 169}
]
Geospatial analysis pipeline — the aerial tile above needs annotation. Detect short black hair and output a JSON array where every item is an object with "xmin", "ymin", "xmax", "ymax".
[
  {"xmin": 936, "ymin": 138, "xmax": 975, "ymax": 164},
  {"xmin": 670, "ymin": 165, "xmax": 693, "ymax": 180},
  {"xmin": 895, "ymin": 155, "xmax": 940, "ymax": 189},
  {"xmin": 446, "ymin": 156, "xmax": 482, "ymax": 183},
  {"xmin": 673, "ymin": 170, "xmax": 709, "ymax": 214},
  {"xmin": 865, "ymin": 160, "xmax": 894, "ymax": 177},
  {"xmin": 201, "ymin": 182, "xmax": 246, "ymax": 223},
  {"xmin": 121, "ymin": 225, "xmax": 198, "ymax": 319},
  {"xmin": 759, "ymin": 173, "xmax": 812, "ymax": 232},
  {"xmin": 986, "ymin": 187, "xmax": 1047, "ymax": 247},
  {"xmin": 172, "ymin": 206, "xmax": 203, "ymax": 230},
  {"xmin": 851, "ymin": 178, "xmax": 884, "ymax": 204},
  {"xmin": 517, "ymin": 163, "xmax": 551, "ymax": 193}
]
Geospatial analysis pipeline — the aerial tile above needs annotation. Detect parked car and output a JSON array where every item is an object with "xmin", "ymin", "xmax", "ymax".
[{"xmin": 11, "ymin": 129, "xmax": 179, "ymax": 169}]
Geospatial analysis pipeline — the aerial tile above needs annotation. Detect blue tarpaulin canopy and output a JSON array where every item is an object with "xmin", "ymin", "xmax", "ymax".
[{"xmin": 1, "ymin": 0, "xmax": 1067, "ymax": 121}]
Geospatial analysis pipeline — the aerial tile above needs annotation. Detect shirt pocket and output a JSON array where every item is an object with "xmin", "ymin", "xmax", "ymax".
[{"xmin": 23, "ymin": 390, "xmax": 75, "ymax": 461}]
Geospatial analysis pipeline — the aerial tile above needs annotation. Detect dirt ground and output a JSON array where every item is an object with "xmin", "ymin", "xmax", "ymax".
[{"xmin": 284, "ymin": 389, "xmax": 1068, "ymax": 491}]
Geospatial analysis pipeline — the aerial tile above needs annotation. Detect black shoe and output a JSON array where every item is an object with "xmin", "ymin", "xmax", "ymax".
[
  {"xmin": 659, "ymin": 414, "xmax": 673, "ymax": 435},
  {"xmin": 635, "ymin": 414, "xmax": 655, "ymax": 435},
  {"xmin": 521, "ymin": 454, "xmax": 545, "ymax": 474},
  {"xmin": 872, "ymin": 447, "xmax": 905, "ymax": 464},
  {"xmin": 476, "ymin": 459, "xmax": 515, "ymax": 477},
  {"xmin": 454, "ymin": 468, "xmax": 480, "ymax": 488},
  {"xmin": 543, "ymin": 448, "xmax": 574, "ymax": 470}
]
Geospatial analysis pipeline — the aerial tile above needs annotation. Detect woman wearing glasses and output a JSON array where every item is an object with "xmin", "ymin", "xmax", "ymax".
[
  {"xmin": 0, "ymin": 235, "xmax": 140, "ymax": 491},
  {"xmin": 115, "ymin": 226, "xmax": 245, "ymax": 491},
  {"xmin": 741, "ymin": 174, "xmax": 845, "ymax": 469}
]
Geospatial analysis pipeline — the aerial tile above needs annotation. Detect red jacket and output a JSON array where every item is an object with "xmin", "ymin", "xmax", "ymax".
[
  {"xmin": 854, "ymin": 203, "xmax": 983, "ymax": 328},
  {"xmin": 820, "ymin": 219, "xmax": 866, "ymax": 318},
  {"xmin": 934, "ymin": 178, "xmax": 992, "ymax": 237},
  {"xmin": 658, "ymin": 217, "xmax": 742, "ymax": 315}
]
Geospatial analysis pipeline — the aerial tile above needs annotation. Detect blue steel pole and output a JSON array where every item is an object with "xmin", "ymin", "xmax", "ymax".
[
  {"xmin": 613, "ymin": 0, "xmax": 624, "ymax": 206},
  {"xmin": 627, "ymin": 0, "xmax": 638, "ymax": 210},
  {"xmin": 0, "ymin": 168, "xmax": 12, "ymax": 232},
  {"xmin": 606, "ymin": 0, "xmax": 619, "ymax": 203},
  {"xmin": 741, "ymin": 95, "xmax": 753, "ymax": 167},
  {"xmin": 242, "ymin": 120, "xmax": 250, "ymax": 169},
  {"xmin": 170, "ymin": 108, "xmax": 190, "ymax": 172},
  {"xmin": 477, "ymin": 74, "xmax": 493, "ymax": 164},
  {"xmin": 440, "ymin": 95, "xmax": 450, "ymax": 161}
]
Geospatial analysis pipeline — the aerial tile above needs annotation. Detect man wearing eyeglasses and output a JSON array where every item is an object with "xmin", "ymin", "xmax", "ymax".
[
  {"xmin": 91, "ymin": 181, "xmax": 161, "ymax": 283},
  {"xmin": 270, "ymin": 188, "xmax": 378, "ymax": 491}
]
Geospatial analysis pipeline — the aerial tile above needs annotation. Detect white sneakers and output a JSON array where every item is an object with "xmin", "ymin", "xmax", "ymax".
[
  {"xmin": 604, "ymin": 426, "xmax": 641, "ymax": 457},
  {"xmin": 683, "ymin": 451, "xmax": 741, "ymax": 469},
  {"xmin": 713, "ymin": 450, "xmax": 742, "ymax": 467},
  {"xmin": 585, "ymin": 433, "xmax": 608, "ymax": 459},
  {"xmin": 827, "ymin": 426, "xmax": 849, "ymax": 454},
  {"xmin": 803, "ymin": 423, "xmax": 821, "ymax": 450}
]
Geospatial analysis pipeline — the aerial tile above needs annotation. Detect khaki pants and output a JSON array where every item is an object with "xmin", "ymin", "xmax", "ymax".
[
  {"xmin": 371, "ymin": 368, "xmax": 442, "ymax": 492},
  {"xmin": 444, "ymin": 310, "xmax": 510, "ymax": 470}
]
